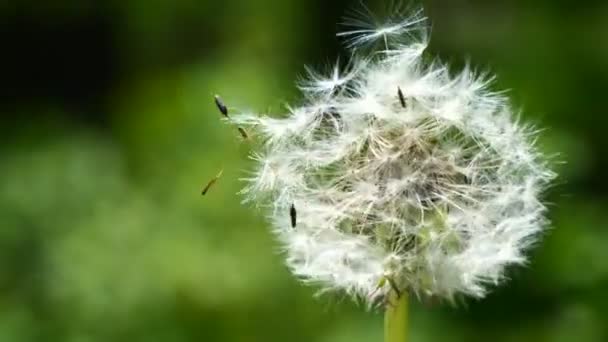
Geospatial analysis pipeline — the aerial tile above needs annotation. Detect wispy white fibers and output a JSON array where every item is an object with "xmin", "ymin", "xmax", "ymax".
[{"xmin": 229, "ymin": 8, "xmax": 555, "ymax": 306}]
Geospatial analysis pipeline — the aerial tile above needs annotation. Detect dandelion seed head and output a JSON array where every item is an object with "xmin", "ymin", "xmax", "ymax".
[{"xmin": 230, "ymin": 7, "xmax": 556, "ymax": 306}]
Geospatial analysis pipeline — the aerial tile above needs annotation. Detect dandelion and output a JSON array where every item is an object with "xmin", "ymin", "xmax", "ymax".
[
  {"xmin": 223, "ymin": 6, "xmax": 555, "ymax": 342},
  {"xmin": 337, "ymin": 4, "xmax": 426, "ymax": 49}
]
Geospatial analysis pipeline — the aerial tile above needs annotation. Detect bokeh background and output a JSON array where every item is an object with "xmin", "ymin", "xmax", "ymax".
[{"xmin": 1, "ymin": 0, "xmax": 606, "ymax": 341}]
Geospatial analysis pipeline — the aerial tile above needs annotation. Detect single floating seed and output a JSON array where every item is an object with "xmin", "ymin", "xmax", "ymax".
[
  {"xmin": 397, "ymin": 87, "xmax": 406, "ymax": 108},
  {"xmin": 201, "ymin": 169, "xmax": 224, "ymax": 196},
  {"xmin": 214, "ymin": 95, "xmax": 229, "ymax": 117},
  {"xmin": 290, "ymin": 203, "xmax": 297, "ymax": 228}
]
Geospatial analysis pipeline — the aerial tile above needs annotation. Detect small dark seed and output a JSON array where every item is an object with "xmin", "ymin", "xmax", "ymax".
[
  {"xmin": 214, "ymin": 95, "xmax": 229, "ymax": 117},
  {"xmin": 397, "ymin": 87, "xmax": 406, "ymax": 108},
  {"xmin": 290, "ymin": 203, "xmax": 297, "ymax": 228},
  {"xmin": 237, "ymin": 127, "xmax": 249, "ymax": 139},
  {"xmin": 201, "ymin": 169, "xmax": 224, "ymax": 196}
]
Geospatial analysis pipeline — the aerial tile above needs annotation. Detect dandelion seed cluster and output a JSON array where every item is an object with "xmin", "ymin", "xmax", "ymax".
[{"xmin": 229, "ymin": 10, "xmax": 555, "ymax": 304}]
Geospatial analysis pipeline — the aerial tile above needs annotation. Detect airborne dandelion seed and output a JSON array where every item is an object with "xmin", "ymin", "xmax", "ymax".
[
  {"xmin": 222, "ymin": 8, "xmax": 555, "ymax": 306},
  {"xmin": 214, "ymin": 95, "xmax": 229, "ymax": 117},
  {"xmin": 201, "ymin": 169, "xmax": 224, "ymax": 196}
]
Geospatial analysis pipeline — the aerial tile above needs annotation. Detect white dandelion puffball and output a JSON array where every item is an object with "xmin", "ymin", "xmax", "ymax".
[{"xmin": 229, "ymin": 10, "xmax": 555, "ymax": 304}]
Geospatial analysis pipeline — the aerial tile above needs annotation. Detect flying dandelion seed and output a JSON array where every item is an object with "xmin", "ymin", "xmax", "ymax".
[
  {"xmin": 201, "ymin": 169, "xmax": 224, "ymax": 196},
  {"xmin": 338, "ymin": 3, "xmax": 426, "ymax": 49},
  {"xmin": 214, "ymin": 95, "xmax": 229, "ymax": 117}
]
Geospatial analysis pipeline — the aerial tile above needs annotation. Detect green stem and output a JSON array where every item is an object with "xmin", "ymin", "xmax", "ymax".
[{"xmin": 384, "ymin": 290, "xmax": 408, "ymax": 342}]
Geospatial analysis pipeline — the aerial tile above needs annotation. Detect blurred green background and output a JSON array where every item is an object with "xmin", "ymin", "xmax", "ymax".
[{"xmin": 0, "ymin": 0, "xmax": 606, "ymax": 341}]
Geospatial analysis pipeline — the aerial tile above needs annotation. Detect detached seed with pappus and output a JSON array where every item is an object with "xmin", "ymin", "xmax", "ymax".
[{"xmin": 201, "ymin": 169, "xmax": 224, "ymax": 196}]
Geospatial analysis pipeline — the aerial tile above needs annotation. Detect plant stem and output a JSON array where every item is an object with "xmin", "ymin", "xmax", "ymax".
[{"xmin": 384, "ymin": 290, "xmax": 408, "ymax": 342}]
